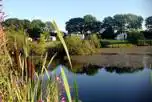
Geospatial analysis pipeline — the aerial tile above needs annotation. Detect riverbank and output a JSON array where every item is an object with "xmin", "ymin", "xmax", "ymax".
[{"xmin": 70, "ymin": 46, "xmax": 152, "ymax": 68}]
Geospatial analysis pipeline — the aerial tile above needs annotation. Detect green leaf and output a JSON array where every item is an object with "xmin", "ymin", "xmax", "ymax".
[
  {"xmin": 61, "ymin": 66, "xmax": 72, "ymax": 102},
  {"xmin": 74, "ymin": 76, "xmax": 79, "ymax": 102},
  {"xmin": 52, "ymin": 21, "xmax": 72, "ymax": 69}
]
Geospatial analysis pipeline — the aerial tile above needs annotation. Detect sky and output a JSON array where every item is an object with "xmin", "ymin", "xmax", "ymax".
[{"xmin": 3, "ymin": 0, "xmax": 152, "ymax": 31}]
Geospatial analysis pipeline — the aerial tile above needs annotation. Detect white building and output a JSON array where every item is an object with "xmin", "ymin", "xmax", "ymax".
[
  {"xmin": 115, "ymin": 33, "xmax": 127, "ymax": 40},
  {"xmin": 50, "ymin": 36, "xmax": 56, "ymax": 41}
]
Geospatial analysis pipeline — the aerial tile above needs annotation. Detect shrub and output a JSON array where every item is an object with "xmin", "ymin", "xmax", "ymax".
[
  {"xmin": 30, "ymin": 34, "xmax": 46, "ymax": 55},
  {"xmin": 137, "ymin": 40, "xmax": 152, "ymax": 46},
  {"xmin": 142, "ymin": 30, "xmax": 152, "ymax": 39},
  {"xmin": 87, "ymin": 34, "xmax": 101, "ymax": 48},
  {"xmin": 65, "ymin": 36, "xmax": 96, "ymax": 55},
  {"xmin": 81, "ymin": 40, "xmax": 96, "ymax": 54},
  {"xmin": 127, "ymin": 31, "xmax": 145, "ymax": 44},
  {"xmin": 47, "ymin": 42, "xmax": 64, "ymax": 57},
  {"xmin": 30, "ymin": 42, "xmax": 46, "ymax": 55},
  {"xmin": 6, "ymin": 30, "xmax": 27, "ymax": 51}
]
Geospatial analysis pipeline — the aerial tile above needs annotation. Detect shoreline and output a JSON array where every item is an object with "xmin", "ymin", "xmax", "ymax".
[{"xmin": 69, "ymin": 46, "xmax": 152, "ymax": 68}]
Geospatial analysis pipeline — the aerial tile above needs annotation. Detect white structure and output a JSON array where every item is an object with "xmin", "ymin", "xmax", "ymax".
[
  {"xmin": 71, "ymin": 34, "xmax": 85, "ymax": 40},
  {"xmin": 80, "ymin": 34, "xmax": 85, "ymax": 39},
  {"xmin": 115, "ymin": 33, "xmax": 127, "ymax": 40},
  {"xmin": 50, "ymin": 36, "xmax": 56, "ymax": 41},
  {"xmin": 99, "ymin": 28, "xmax": 106, "ymax": 34},
  {"xmin": 27, "ymin": 37, "xmax": 33, "ymax": 42}
]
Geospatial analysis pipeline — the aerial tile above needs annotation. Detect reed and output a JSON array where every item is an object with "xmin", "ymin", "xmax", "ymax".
[{"xmin": 0, "ymin": 21, "xmax": 79, "ymax": 102}]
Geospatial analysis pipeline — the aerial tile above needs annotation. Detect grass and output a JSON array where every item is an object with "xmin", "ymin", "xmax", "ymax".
[
  {"xmin": 106, "ymin": 44, "xmax": 135, "ymax": 48},
  {"xmin": 101, "ymin": 39, "xmax": 128, "ymax": 44},
  {"xmin": 101, "ymin": 39, "xmax": 129, "ymax": 48},
  {"xmin": 101, "ymin": 39, "xmax": 152, "ymax": 48},
  {"xmin": 0, "ymin": 21, "xmax": 78, "ymax": 102}
]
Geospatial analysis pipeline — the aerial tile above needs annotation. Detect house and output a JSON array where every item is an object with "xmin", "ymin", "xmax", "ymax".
[
  {"xmin": 27, "ymin": 37, "xmax": 33, "ymax": 42},
  {"xmin": 115, "ymin": 33, "xmax": 127, "ymax": 40},
  {"xmin": 50, "ymin": 31, "xmax": 57, "ymax": 41},
  {"xmin": 69, "ymin": 33, "xmax": 85, "ymax": 40},
  {"xmin": 49, "ymin": 31, "xmax": 67, "ymax": 41}
]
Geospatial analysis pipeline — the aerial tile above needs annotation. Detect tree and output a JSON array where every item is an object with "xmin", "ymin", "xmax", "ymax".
[
  {"xmin": 101, "ymin": 17, "xmax": 116, "ymax": 39},
  {"xmin": 27, "ymin": 19, "xmax": 45, "ymax": 39},
  {"xmin": 145, "ymin": 16, "xmax": 152, "ymax": 31},
  {"xmin": 84, "ymin": 14, "xmax": 97, "ymax": 23},
  {"xmin": 44, "ymin": 21, "xmax": 54, "ymax": 32},
  {"xmin": 127, "ymin": 30, "xmax": 144, "ymax": 44},
  {"xmin": 84, "ymin": 21, "xmax": 102, "ymax": 34},
  {"xmin": 113, "ymin": 14, "xmax": 143, "ymax": 32},
  {"xmin": 65, "ymin": 17, "xmax": 85, "ymax": 34},
  {"xmin": 113, "ymin": 14, "xmax": 127, "ymax": 32},
  {"xmin": 103, "ymin": 16, "xmax": 116, "ymax": 28},
  {"xmin": 30, "ymin": 19, "xmax": 45, "ymax": 29},
  {"xmin": 83, "ymin": 15, "xmax": 102, "ymax": 33},
  {"xmin": 3, "ymin": 18, "xmax": 24, "ymax": 30},
  {"xmin": 3, "ymin": 18, "xmax": 31, "ymax": 31},
  {"xmin": 27, "ymin": 28, "xmax": 42, "ymax": 39},
  {"xmin": 125, "ymin": 14, "xmax": 143, "ymax": 30},
  {"xmin": 100, "ymin": 25, "xmax": 115, "ymax": 39},
  {"xmin": 22, "ymin": 19, "xmax": 31, "ymax": 30}
]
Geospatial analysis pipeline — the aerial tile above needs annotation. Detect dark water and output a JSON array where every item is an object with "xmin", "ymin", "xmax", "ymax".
[{"xmin": 56, "ymin": 65, "xmax": 152, "ymax": 102}]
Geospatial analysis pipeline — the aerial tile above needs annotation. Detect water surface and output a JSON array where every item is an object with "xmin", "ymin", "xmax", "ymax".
[{"xmin": 63, "ymin": 67, "xmax": 152, "ymax": 102}]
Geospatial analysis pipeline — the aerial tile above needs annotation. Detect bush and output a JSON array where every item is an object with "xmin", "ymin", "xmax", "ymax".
[
  {"xmin": 30, "ymin": 42, "xmax": 46, "ymax": 55},
  {"xmin": 127, "ymin": 31, "xmax": 145, "ymax": 44},
  {"xmin": 65, "ymin": 36, "xmax": 96, "ymax": 55},
  {"xmin": 47, "ymin": 42, "xmax": 64, "ymax": 57},
  {"xmin": 6, "ymin": 30, "xmax": 26, "ymax": 52},
  {"xmin": 30, "ymin": 34, "xmax": 47, "ymax": 55},
  {"xmin": 137, "ymin": 40, "xmax": 152, "ymax": 46},
  {"xmin": 87, "ymin": 34, "xmax": 101, "ymax": 48},
  {"xmin": 142, "ymin": 30, "xmax": 152, "ymax": 39}
]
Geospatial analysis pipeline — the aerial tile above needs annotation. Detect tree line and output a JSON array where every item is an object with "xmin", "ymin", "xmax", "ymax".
[{"xmin": 2, "ymin": 13, "xmax": 152, "ymax": 39}]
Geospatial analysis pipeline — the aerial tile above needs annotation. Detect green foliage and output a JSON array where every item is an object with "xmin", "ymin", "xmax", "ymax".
[
  {"xmin": 31, "ymin": 41, "xmax": 46, "ymax": 56},
  {"xmin": 137, "ymin": 40, "xmax": 152, "ymax": 46},
  {"xmin": 66, "ymin": 15, "xmax": 102, "ymax": 34},
  {"xmin": 143, "ymin": 30, "xmax": 152, "ymax": 39},
  {"xmin": 30, "ymin": 19, "xmax": 45, "ymax": 29},
  {"xmin": 1, "ymin": 21, "xmax": 80, "ymax": 102},
  {"xmin": 103, "ymin": 14, "xmax": 143, "ymax": 33},
  {"xmin": 45, "ymin": 21, "xmax": 55, "ymax": 32},
  {"xmin": 52, "ymin": 21, "xmax": 72, "ymax": 68},
  {"xmin": 65, "ymin": 36, "xmax": 96, "ymax": 55},
  {"xmin": 127, "ymin": 30, "xmax": 145, "ymax": 44},
  {"xmin": 6, "ymin": 30, "xmax": 29, "ymax": 52},
  {"xmin": 101, "ymin": 39, "xmax": 129, "ymax": 47},
  {"xmin": 30, "ymin": 33, "xmax": 47, "ymax": 55},
  {"xmin": 65, "ymin": 36, "xmax": 83, "ymax": 55},
  {"xmin": 66, "ymin": 18, "xmax": 85, "ymax": 34},
  {"xmin": 61, "ymin": 66, "xmax": 72, "ymax": 102},
  {"xmin": 0, "ymin": 33, "xmax": 59, "ymax": 102},
  {"xmin": 145, "ymin": 16, "xmax": 152, "ymax": 31},
  {"xmin": 87, "ymin": 34, "xmax": 101, "ymax": 48},
  {"xmin": 84, "ymin": 15, "xmax": 97, "ymax": 23},
  {"xmin": 107, "ymin": 44, "xmax": 134, "ymax": 48}
]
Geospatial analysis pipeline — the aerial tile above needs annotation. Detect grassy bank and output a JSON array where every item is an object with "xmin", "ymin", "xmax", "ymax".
[{"xmin": 0, "ymin": 22, "xmax": 80, "ymax": 102}]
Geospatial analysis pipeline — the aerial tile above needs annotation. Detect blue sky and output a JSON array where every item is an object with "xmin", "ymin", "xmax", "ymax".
[{"xmin": 3, "ymin": 0, "xmax": 151, "ymax": 31}]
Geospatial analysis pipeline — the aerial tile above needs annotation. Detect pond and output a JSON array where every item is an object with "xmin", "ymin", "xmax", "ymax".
[
  {"xmin": 59, "ymin": 65, "xmax": 152, "ymax": 102},
  {"xmin": 45, "ymin": 47, "xmax": 152, "ymax": 102}
]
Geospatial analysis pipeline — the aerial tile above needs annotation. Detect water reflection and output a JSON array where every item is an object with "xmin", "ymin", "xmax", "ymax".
[{"xmin": 63, "ymin": 61, "xmax": 149, "ymax": 76}]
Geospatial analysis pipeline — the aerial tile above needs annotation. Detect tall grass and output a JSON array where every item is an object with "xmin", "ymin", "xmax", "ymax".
[{"xmin": 0, "ymin": 21, "xmax": 78, "ymax": 102}]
